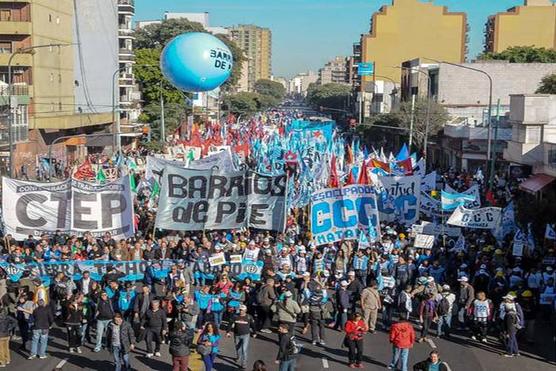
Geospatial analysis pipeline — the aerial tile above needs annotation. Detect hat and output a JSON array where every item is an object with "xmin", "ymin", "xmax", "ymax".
[
  {"xmin": 502, "ymin": 294, "xmax": 515, "ymax": 301},
  {"xmin": 348, "ymin": 271, "xmax": 355, "ymax": 276},
  {"xmin": 302, "ymin": 272, "xmax": 310, "ymax": 277},
  {"xmin": 284, "ymin": 291, "xmax": 293, "ymax": 298},
  {"xmin": 442, "ymin": 284, "xmax": 450, "ymax": 291},
  {"xmin": 458, "ymin": 276, "xmax": 469, "ymax": 282},
  {"xmin": 547, "ymin": 266, "xmax": 554, "ymax": 271},
  {"xmin": 340, "ymin": 280, "xmax": 348, "ymax": 287},
  {"xmin": 521, "ymin": 290, "xmax": 533, "ymax": 298},
  {"xmin": 239, "ymin": 304, "xmax": 247, "ymax": 311},
  {"xmin": 480, "ymin": 264, "xmax": 487, "ymax": 269},
  {"xmin": 495, "ymin": 249, "xmax": 504, "ymax": 255}
]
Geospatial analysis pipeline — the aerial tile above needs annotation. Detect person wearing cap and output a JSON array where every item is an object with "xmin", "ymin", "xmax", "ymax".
[
  {"xmin": 456, "ymin": 276, "xmax": 474, "ymax": 329},
  {"xmin": 501, "ymin": 298, "xmax": 521, "ymax": 357},
  {"xmin": 226, "ymin": 305, "xmax": 256, "ymax": 370},
  {"xmin": 28, "ymin": 298, "xmax": 54, "ymax": 360},
  {"xmin": 518, "ymin": 290, "xmax": 536, "ymax": 343},
  {"xmin": 333, "ymin": 280, "xmax": 350, "ymax": 331},
  {"xmin": 436, "ymin": 285, "xmax": 456, "ymax": 338}
]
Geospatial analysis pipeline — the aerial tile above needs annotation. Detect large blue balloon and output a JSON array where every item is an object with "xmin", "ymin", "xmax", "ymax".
[{"xmin": 160, "ymin": 32, "xmax": 233, "ymax": 92}]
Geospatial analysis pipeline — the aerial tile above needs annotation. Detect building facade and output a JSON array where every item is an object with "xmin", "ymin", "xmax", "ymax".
[
  {"xmin": 485, "ymin": 0, "xmax": 556, "ymax": 53},
  {"xmin": 359, "ymin": 0, "xmax": 467, "ymax": 87},
  {"xmin": 229, "ymin": 25, "xmax": 272, "ymax": 92},
  {"xmin": 0, "ymin": 0, "xmax": 118, "ymax": 175},
  {"xmin": 288, "ymin": 71, "xmax": 318, "ymax": 97},
  {"xmin": 318, "ymin": 56, "xmax": 349, "ymax": 85}
]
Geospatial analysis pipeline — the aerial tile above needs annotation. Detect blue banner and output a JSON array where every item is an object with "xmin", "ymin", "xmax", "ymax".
[
  {"xmin": 376, "ymin": 175, "xmax": 421, "ymax": 226},
  {"xmin": 357, "ymin": 62, "xmax": 374, "ymax": 76},
  {"xmin": 310, "ymin": 185, "xmax": 381, "ymax": 246}
]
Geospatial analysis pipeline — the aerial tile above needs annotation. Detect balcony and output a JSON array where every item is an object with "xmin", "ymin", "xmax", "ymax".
[
  {"xmin": 119, "ymin": 73, "xmax": 134, "ymax": 86},
  {"xmin": 0, "ymin": 21, "xmax": 31, "ymax": 35},
  {"xmin": 118, "ymin": 0, "xmax": 134, "ymax": 14},
  {"xmin": 119, "ymin": 48, "xmax": 133, "ymax": 56},
  {"xmin": 118, "ymin": 29, "xmax": 135, "ymax": 39},
  {"xmin": 118, "ymin": 53, "xmax": 135, "ymax": 62}
]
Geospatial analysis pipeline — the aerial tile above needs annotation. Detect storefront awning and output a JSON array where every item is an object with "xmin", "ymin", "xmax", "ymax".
[{"xmin": 519, "ymin": 173, "xmax": 556, "ymax": 194}]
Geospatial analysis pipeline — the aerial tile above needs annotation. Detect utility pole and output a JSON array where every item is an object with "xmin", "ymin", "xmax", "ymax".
[
  {"xmin": 489, "ymin": 99, "xmax": 501, "ymax": 188},
  {"xmin": 408, "ymin": 94, "xmax": 416, "ymax": 149},
  {"xmin": 160, "ymin": 91, "xmax": 165, "ymax": 142}
]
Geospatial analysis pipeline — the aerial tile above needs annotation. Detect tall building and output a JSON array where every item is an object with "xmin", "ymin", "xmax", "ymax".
[
  {"xmin": 0, "ymin": 0, "xmax": 118, "ymax": 175},
  {"xmin": 359, "ymin": 0, "xmax": 467, "ymax": 86},
  {"xmin": 318, "ymin": 56, "xmax": 349, "ymax": 85},
  {"xmin": 485, "ymin": 0, "xmax": 556, "ymax": 53},
  {"xmin": 229, "ymin": 25, "xmax": 272, "ymax": 92},
  {"xmin": 288, "ymin": 71, "xmax": 318, "ymax": 96},
  {"xmin": 118, "ymin": 0, "xmax": 138, "ymax": 127}
]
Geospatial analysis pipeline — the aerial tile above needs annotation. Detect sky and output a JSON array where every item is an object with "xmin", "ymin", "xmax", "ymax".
[{"xmin": 135, "ymin": 0, "xmax": 546, "ymax": 78}]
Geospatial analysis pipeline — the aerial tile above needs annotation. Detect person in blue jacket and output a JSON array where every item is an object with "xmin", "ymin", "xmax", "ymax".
[
  {"xmin": 198, "ymin": 322, "xmax": 220, "ymax": 370},
  {"xmin": 118, "ymin": 282, "xmax": 136, "ymax": 320},
  {"xmin": 195, "ymin": 286, "xmax": 213, "ymax": 330}
]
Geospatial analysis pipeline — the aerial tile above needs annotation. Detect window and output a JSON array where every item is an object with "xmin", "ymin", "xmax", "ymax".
[
  {"xmin": 49, "ymin": 14, "xmax": 52, "ymax": 22},
  {"xmin": 548, "ymin": 149, "xmax": 556, "ymax": 165},
  {"xmin": 0, "ymin": 41, "xmax": 12, "ymax": 53},
  {"xmin": 0, "ymin": 10, "xmax": 11, "ymax": 21}
]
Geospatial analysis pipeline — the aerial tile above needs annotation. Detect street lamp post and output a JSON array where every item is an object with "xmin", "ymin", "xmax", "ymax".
[
  {"xmin": 394, "ymin": 66, "xmax": 432, "ymax": 158},
  {"xmin": 421, "ymin": 58, "xmax": 494, "ymax": 188},
  {"xmin": 7, "ymin": 43, "xmax": 73, "ymax": 178}
]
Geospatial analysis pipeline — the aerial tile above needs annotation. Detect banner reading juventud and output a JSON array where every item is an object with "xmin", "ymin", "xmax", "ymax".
[
  {"xmin": 155, "ymin": 166, "xmax": 287, "ymax": 232},
  {"xmin": 2, "ymin": 176, "xmax": 135, "ymax": 240}
]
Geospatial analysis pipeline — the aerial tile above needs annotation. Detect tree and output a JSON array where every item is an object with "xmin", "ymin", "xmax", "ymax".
[
  {"xmin": 395, "ymin": 99, "xmax": 449, "ymax": 151},
  {"xmin": 478, "ymin": 46, "xmax": 556, "ymax": 63},
  {"xmin": 306, "ymin": 83, "xmax": 351, "ymax": 110},
  {"xmin": 133, "ymin": 19, "xmax": 244, "ymax": 91},
  {"xmin": 254, "ymin": 79, "xmax": 286, "ymax": 101},
  {"xmin": 221, "ymin": 92, "xmax": 260, "ymax": 116},
  {"xmin": 139, "ymin": 102, "xmax": 185, "ymax": 141},
  {"xmin": 536, "ymin": 73, "xmax": 556, "ymax": 94}
]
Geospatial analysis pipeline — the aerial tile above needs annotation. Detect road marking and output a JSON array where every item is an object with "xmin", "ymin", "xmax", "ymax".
[
  {"xmin": 426, "ymin": 338, "xmax": 437, "ymax": 349},
  {"xmin": 55, "ymin": 358, "xmax": 68, "ymax": 369},
  {"xmin": 322, "ymin": 357, "xmax": 329, "ymax": 368}
]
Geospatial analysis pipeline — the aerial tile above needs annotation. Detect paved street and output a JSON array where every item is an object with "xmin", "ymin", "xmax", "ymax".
[{"xmin": 6, "ymin": 318, "xmax": 555, "ymax": 371}]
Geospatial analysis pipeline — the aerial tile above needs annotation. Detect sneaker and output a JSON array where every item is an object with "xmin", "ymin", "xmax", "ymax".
[
  {"xmin": 260, "ymin": 329, "xmax": 272, "ymax": 334},
  {"xmin": 312, "ymin": 341, "xmax": 317, "ymax": 345},
  {"xmin": 319, "ymin": 340, "xmax": 326, "ymax": 346},
  {"xmin": 471, "ymin": 336, "xmax": 477, "ymax": 341},
  {"xmin": 27, "ymin": 355, "xmax": 36, "ymax": 360},
  {"xmin": 93, "ymin": 348, "xmax": 101, "ymax": 353},
  {"xmin": 0, "ymin": 364, "xmax": 6, "ymax": 368},
  {"xmin": 69, "ymin": 348, "xmax": 75, "ymax": 353},
  {"xmin": 481, "ymin": 338, "xmax": 487, "ymax": 343},
  {"xmin": 76, "ymin": 347, "xmax": 82, "ymax": 354},
  {"xmin": 387, "ymin": 366, "xmax": 394, "ymax": 370},
  {"xmin": 155, "ymin": 352, "xmax": 161, "ymax": 357},
  {"xmin": 146, "ymin": 353, "xmax": 154, "ymax": 358},
  {"xmin": 503, "ymin": 353, "xmax": 514, "ymax": 358},
  {"xmin": 349, "ymin": 364, "xmax": 357, "ymax": 369},
  {"xmin": 39, "ymin": 355, "xmax": 47, "ymax": 359}
]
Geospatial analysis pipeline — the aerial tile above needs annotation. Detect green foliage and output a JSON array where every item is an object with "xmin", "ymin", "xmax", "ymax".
[
  {"xmin": 356, "ymin": 99, "xmax": 448, "ymax": 152},
  {"xmin": 140, "ymin": 140, "xmax": 164, "ymax": 153},
  {"xmin": 479, "ymin": 46, "xmax": 556, "ymax": 63},
  {"xmin": 306, "ymin": 83, "xmax": 351, "ymax": 110},
  {"xmin": 254, "ymin": 79, "xmax": 286, "ymax": 101},
  {"xmin": 141, "ymin": 102, "xmax": 186, "ymax": 141},
  {"xmin": 536, "ymin": 73, "xmax": 556, "ymax": 94},
  {"xmin": 222, "ymin": 92, "xmax": 260, "ymax": 115}
]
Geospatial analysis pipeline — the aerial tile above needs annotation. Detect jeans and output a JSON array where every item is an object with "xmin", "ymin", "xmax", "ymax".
[
  {"xmin": 382, "ymin": 305, "xmax": 393, "ymax": 330},
  {"xmin": 31, "ymin": 329, "xmax": 49, "ymax": 357},
  {"xmin": 234, "ymin": 334, "xmax": 250, "ymax": 367},
  {"xmin": 112, "ymin": 345, "xmax": 131, "ymax": 371},
  {"xmin": 279, "ymin": 359, "xmax": 296, "ymax": 371},
  {"xmin": 212, "ymin": 311, "xmax": 223, "ymax": 330},
  {"xmin": 145, "ymin": 328, "xmax": 162, "ymax": 353},
  {"xmin": 507, "ymin": 332, "xmax": 519, "ymax": 355},
  {"xmin": 81, "ymin": 322, "xmax": 90, "ymax": 344},
  {"xmin": 310, "ymin": 313, "xmax": 325, "ymax": 342},
  {"xmin": 437, "ymin": 313, "xmax": 452, "ymax": 336},
  {"xmin": 335, "ymin": 310, "xmax": 348, "ymax": 330},
  {"xmin": 17, "ymin": 320, "xmax": 29, "ymax": 350},
  {"xmin": 203, "ymin": 352, "xmax": 216, "ymax": 370},
  {"xmin": 173, "ymin": 355, "xmax": 189, "ymax": 371},
  {"xmin": 390, "ymin": 346, "xmax": 409, "ymax": 371},
  {"xmin": 421, "ymin": 315, "xmax": 433, "ymax": 338},
  {"xmin": 95, "ymin": 319, "xmax": 111, "ymax": 351}
]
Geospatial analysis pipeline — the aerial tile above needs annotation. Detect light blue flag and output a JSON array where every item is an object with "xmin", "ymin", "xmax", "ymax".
[
  {"xmin": 396, "ymin": 143, "xmax": 409, "ymax": 161},
  {"xmin": 441, "ymin": 190, "xmax": 476, "ymax": 211}
]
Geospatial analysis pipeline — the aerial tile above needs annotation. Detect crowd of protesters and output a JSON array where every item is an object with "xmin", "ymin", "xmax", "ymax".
[{"xmin": 0, "ymin": 121, "xmax": 554, "ymax": 371}]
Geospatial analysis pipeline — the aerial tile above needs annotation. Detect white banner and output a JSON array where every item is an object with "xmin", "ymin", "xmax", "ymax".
[
  {"xmin": 447, "ymin": 206, "xmax": 501, "ymax": 229},
  {"xmin": 2, "ymin": 176, "xmax": 134, "ymax": 240},
  {"xmin": 421, "ymin": 171, "xmax": 437, "ymax": 193},
  {"xmin": 414, "ymin": 234, "xmax": 435, "ymax": 249},
  {"xmin": 145, "ymin": 156, "xmax": 185, "ymax": 184},
  {"xmin": 376, "ymin": 175, "xmax": 421, "ymax": 225},
  {"xmin": 411, "ymin": 221, "xmax": 461, "ymax": 237},
  {"xmin": 310, "ymin": 185, "xmax": 381, "ymax": 246},
  {"xmin": 155, "ymin": 166, "xmax": 287, "ymax": 232}
]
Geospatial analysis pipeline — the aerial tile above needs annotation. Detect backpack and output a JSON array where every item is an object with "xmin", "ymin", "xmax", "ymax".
[
  {"xmin": 256, "ymin": 287, "xmax": 267, "ymax": 305},
  {"xmin": 437, "ymin": 296, "xmax": 450, "ymax": 316},
  {"xmin": 286, "ymin": 336, "xmax": 301, "ymax": 356}
]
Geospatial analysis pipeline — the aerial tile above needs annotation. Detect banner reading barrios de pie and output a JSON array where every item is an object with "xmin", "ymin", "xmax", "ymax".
[
  {"xmin": 2, "ymin": 176, "xmax": 134, "ymax": 240},
  {"xmin": 155, "ymin": 165, "xmax": 287, "ymax": 232}
]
